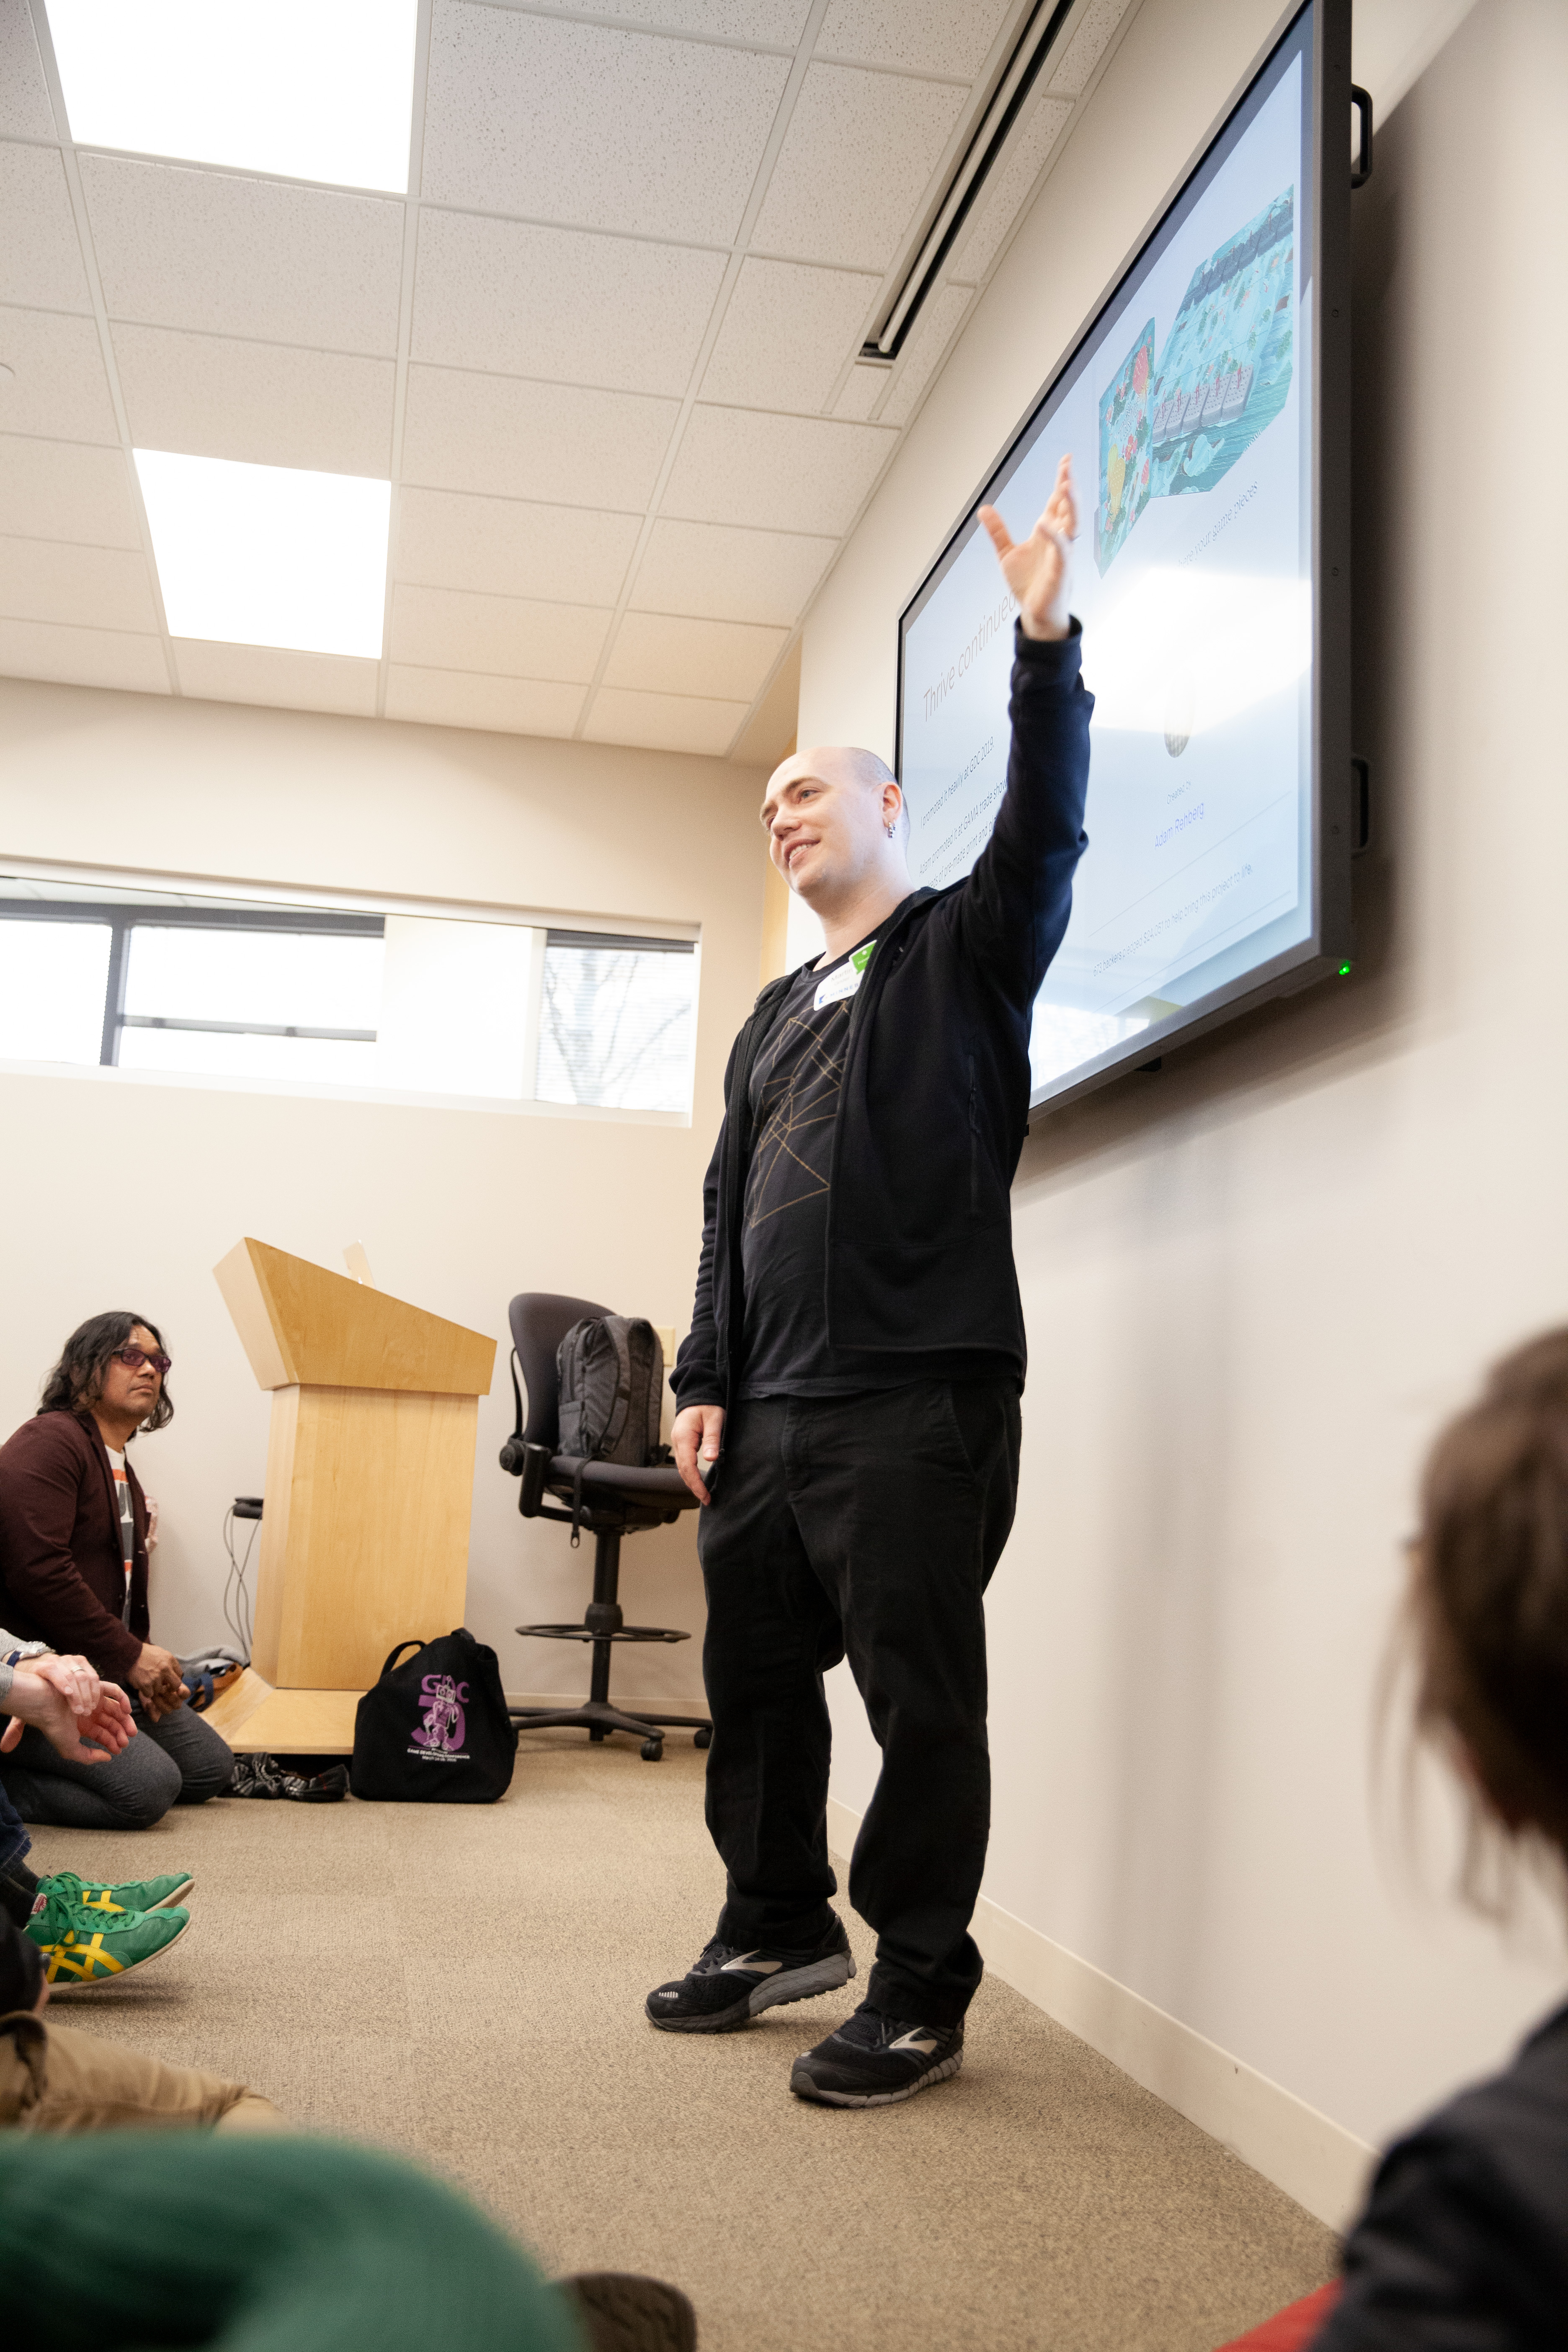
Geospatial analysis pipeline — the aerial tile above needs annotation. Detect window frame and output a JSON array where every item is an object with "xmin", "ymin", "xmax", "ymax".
[{"xmin": 0, "ymin": 898, "xmax": 385, "ymax": 1065}]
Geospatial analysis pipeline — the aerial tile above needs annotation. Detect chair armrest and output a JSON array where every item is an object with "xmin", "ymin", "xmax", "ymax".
[{"xmin": 548, "ymin": 1457, "xmax": 702, "ymax": 1512}]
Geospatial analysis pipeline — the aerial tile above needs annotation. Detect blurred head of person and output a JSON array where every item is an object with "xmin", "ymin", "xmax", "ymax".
[{"xmin": 1410, "ymin": 1327, "xmax": 1568, "ymax": 1894}]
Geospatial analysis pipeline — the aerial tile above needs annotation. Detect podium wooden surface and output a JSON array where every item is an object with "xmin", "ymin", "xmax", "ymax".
[{"xmin": 213, "ymin": 1240, "xmax": 495, "ymax": 1748}]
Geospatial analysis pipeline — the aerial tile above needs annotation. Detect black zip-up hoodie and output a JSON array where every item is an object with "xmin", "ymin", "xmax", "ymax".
[{"xmin": 673, "ymin": 620, "xmax": 1093, "ymax": 1411}]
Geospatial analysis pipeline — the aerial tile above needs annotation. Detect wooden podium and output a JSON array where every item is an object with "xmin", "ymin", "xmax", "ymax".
[{"xmin": 206, "ymin": 1239, "xmax": 496, "ymax": 1755}]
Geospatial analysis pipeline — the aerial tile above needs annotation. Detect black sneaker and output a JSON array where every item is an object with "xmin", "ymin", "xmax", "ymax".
[
  {"xmin": 790, "ymin": 2002, "xmax": 964, "ymax": 2107},
  {"xmin": 645, "ymin": 1916, "xmax": 854, "ymax": 2034}
]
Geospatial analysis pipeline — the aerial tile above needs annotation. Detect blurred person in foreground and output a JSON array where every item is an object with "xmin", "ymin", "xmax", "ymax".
[
  {"xmin": 1313, "ymin": 1327, "xmax": 1568, "ymax": 2347},
  {"xmin": 0, "ymin": 1311, "xmax": 233, "ymax": 1828}
]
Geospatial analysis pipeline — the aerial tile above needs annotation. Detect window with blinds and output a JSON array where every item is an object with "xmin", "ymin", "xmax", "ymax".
[{"xmin": 534, "ymin": 931, "xmax": 697, "ymax": 1114}]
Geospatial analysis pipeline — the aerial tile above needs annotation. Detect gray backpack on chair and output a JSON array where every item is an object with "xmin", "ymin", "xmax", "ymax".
[{"xmin": 556, "ymin": 1315, "xmax": 665, "ymax": 1468}]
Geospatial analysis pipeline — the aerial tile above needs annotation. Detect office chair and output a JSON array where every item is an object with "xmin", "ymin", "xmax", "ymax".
[{"xmin": 502, "ymin": 1291, "xmax": 711, "ymax": 1761}]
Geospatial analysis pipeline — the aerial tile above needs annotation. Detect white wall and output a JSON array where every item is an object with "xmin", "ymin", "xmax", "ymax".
[
  {"xmin": 800, "ymin": 0, "xmax": 1568, "ymax": 2159},
  {"xmin": 0, "ymin": 678, "xmax": 768, "ymax": 1705}
]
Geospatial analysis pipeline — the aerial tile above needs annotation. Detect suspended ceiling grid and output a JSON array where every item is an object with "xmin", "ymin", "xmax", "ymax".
[{"xmin": 0, "ymin": 0, "xmax": 1138, "ymax": 763}]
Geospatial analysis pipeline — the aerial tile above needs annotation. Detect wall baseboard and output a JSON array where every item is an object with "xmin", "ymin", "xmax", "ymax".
[{"xmin": 825, "ymin": 1795, "xmax": 1374, "ymax": 2233}]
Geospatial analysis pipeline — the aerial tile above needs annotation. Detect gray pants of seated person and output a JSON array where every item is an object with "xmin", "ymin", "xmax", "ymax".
[{"xmin": 0, "ymin": 1699, "xmax": 234, "ymax": 1831}]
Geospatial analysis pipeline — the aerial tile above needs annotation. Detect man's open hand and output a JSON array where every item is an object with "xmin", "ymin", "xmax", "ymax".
[
  {"xmin": 673, "ymin": 1403, "xmax": 726, "ymax": 1505},
  {"xmin": 979, "ymin": 454, "xmax": 1076, "ymax": 642},
  {"xmin": 1, "ymin": 1665, "xmax": 136, "ymax": 1764}
]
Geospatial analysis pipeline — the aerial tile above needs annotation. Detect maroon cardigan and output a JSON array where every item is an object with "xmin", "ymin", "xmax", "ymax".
[{"xmin": 0, "ymin": 1410, "xmax": 150, "ymax": 1681}]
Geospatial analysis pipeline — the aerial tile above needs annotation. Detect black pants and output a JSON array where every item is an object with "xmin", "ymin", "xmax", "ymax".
[
  {"xmin": 697, "ymin": 1379, "xmax": 1021, "ymax": 2026},
  {"xmin": 0, "ymin": 1698, "xmax": 233, "ymax": 1830}
]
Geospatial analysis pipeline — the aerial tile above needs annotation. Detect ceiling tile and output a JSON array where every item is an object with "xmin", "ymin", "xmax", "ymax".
[
  {"xmin": 395, "ymin": 488, "xmax": 640, "ymax": 606},
  {"xmin": 1047, "ymin": 0, "xmax": 1130, "ymax": 96},
  {"xmin": 412, "ymin": 211, "xmax": 725, "ymax": 399},
  {"xmin": 701, "ymin": 258, "xmax": 879, "ymax": 413},
  {"xmin": 946, "ymin": 94, "xmax": 1071, "ymax": 284},
  {"xmin": 663, "ymin": 406, "xmax": 894, "ymax": 536},
  {"xmin": 0, "ymin": 306, "xmax": 119, "ymax": 444},
  {"xmin": 423, "ymin": 4, "xmax": 790, "ymax": 244},
  {"xmin": 539, "ymin": 1, "xmax": 810, "ymax": 34},
  {"xmin": 0, "ymin": 141, "xmax": 91, "ymax": 312},
  {"xmin": 390, "ymin": 584, "xmax": 610, "ymax": 683},
  {"xmin": 386, "ymin": 665, "xmax": 585, "ymax": 738},
  {"xmin": 604, "ymin": 610, "xmax": 786, "ymax": 699},
  {"xmin": 879, "ymin": 283, "xmax": 970, "ymax": 424},
  {"xmin": 0, "ymin": 534, "xmax": 158, "ymax": 631},
  {"xmin": 833, "ymin": 359, "xmax": 891, "ymax": 419},
  {"xmin": 80, "ymin": 157, "xmax": 404, "ymax": 355},
  {"xmin": 630, "ymin": 516, "xmax": 834, "ymax": 626},
  {"xmin": 0, "ymin": 616, "xmax": 168, "ymax": 694},
  {"xmin": 583, "ymin": 685, "xmax": 748, "ymax": 757},
  {"xmin": 0, "ymin": 0, "xmax": 56, "ymax": 139},
  {"xmin": 818, "ymin": 0, "xmax": 1017, "ymax": 78},
  {"xmin": 402, "ymin": 368, "xmax": 678, "ymax": 509},
  {"xmin": 750, "ymin": 63, "xmax": 965, "ymax": 271},
  {"xmin": 0, "ymin": 434, "xmax": 141, "ymax": 547},
  {"xmin": 172, "ymin": 640, "xmax": 378, "ymax": 717},
  {"xmin": 114, "ymin": 327, "xmax": 395, "ymax": 476}
]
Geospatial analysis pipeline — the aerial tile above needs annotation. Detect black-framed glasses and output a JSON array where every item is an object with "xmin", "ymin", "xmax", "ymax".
[{"xmin": 113, "ymin": 1346, "xmax": 171, "ymax": 1376}]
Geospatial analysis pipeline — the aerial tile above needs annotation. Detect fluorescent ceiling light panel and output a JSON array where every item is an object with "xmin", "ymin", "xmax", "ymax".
[
  {"xmin": 134, "ymin": 450, "xmax": 390, "ymax": 660},
  {"xmin": 45, "ymin": 0, "xmax": 418, "ymax": 191}
]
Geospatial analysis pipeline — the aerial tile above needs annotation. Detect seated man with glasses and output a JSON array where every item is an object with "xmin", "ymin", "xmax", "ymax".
[{"xmin": 0, "ymin": 1313, "xmax": 234, "ymax": 1830}]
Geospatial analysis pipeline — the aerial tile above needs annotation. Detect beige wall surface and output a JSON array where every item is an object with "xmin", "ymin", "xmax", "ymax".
[
  {"xmin": 799, "ymin": 0, "xmax": 1567, "ymax": 2153},
  {"xmin": 0, "ymin": 678, "xmax": 766, "ymax": 1706}
]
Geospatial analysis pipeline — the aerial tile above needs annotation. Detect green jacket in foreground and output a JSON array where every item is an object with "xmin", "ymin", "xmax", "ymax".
[{"xmin": 0, "ymin": 2129, "xmax": 584, "ymax": 2352}]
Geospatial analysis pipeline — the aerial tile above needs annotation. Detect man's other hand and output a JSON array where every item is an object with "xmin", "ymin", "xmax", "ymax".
[
  {"xmin": 0, "ymin": 1666, "xmax": 135, "ymax": 1764},
  {"xmin": 979, "ymin": 453, "xmax": 1076, "ymax": 642},
  {"xmin": 673, "ymin": 1403, "xmax": 727, "ymax": 1504},
  {"xmin": 129, "ymin": 1641, "xmax": 187, "ymax": 1720}
]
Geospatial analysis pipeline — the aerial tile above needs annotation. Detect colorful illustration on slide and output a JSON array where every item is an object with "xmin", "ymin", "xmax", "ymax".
[
  {"xmin": 1095, "ymin": 322, "xmax": 1154, "ymax": 575},
  {"xmin": 1095, "ymin": 187, "xmax": 1295, "ymax": 574}
]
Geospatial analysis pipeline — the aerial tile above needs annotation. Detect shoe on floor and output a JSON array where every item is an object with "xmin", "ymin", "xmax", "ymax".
[
  {"xmin": 646, "ymin": 1916, "xmax": 854, "ymax": 2033},
  {"xmin": 563, "ymin": 2272, "xmax": 697, "ymax": 2352},
  {"xmin": 24, "ymin": 1890, "xmax": 191, "ymax": 1988},
  {"xmin": 36, "ymin": 1867, "xmax": 194, "ymax": 1916},
  {"xmin": 790, "ymin": 2003, "xmax": 964, "ymax": 2107}
]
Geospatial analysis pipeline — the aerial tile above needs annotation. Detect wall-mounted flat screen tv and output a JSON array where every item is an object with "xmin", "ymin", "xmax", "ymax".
[{"xmin": 896, "ymin": 0, "xmax": 1353, "ymax": 1110}]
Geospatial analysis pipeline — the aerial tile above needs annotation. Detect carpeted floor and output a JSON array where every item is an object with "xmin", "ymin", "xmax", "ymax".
[{"xmin": 31, "ymin": 1734, "xmax": 1337, "ymax": 2352}]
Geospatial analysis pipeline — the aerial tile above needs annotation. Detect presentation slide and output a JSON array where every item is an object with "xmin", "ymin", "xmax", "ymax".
[{"xmin": 899, "ymin": 18, "xmax": 1315, "ymax": 1098}]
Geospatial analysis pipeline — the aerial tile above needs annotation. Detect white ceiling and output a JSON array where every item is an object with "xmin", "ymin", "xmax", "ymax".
[{"xmin": 0, "ymin": 0, "xmax": 1137, "ymax": 760}]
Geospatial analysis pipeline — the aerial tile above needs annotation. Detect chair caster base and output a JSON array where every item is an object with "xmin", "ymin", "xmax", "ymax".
[
  {"xmin": 694, "ymin": 1725, "xmax": 712, "ymax": 1749},
  {"xmin": 640, "ymin": 1739, "xmax": 663, "ymax": 1761}
]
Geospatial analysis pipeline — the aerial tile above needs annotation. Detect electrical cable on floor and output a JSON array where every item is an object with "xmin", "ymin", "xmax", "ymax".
[{"xmin": 222, "ymin": 1504, "xmax": 257, "ymax": 1664}]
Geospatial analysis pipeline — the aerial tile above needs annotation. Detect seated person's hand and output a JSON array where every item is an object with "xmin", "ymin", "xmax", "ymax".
[
  {"xmin": 0, "ymin": 1664, "xmax": 136, "ymax": 1764},
  {"xmin": 29, "ymin": 1650, "xmax": 101, "ymax": 1718},
  {"xmin": 129, "ymin": 1641, "xmax": 187, "ymax": 1720}
]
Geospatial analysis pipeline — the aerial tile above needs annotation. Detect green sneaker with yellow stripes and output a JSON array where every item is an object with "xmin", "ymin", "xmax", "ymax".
[
  {"xmin": 36, "ymin": 1868, "xmax": 194, "ymax": 1918},
  {"xmin": 24, "ymin": 1888, "xmax": 191, "ymax": 1988}
]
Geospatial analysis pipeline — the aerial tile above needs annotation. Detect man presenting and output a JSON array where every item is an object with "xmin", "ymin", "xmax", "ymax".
[{"xmin": 647, "ymin": 459, "xmax": 1092, "ymax": 2108}]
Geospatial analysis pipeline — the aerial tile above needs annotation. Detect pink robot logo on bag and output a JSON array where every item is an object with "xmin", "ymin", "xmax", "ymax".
[{"xmin": 410, "ymin": 1673, "xmax": 469, "ymax": 1759}]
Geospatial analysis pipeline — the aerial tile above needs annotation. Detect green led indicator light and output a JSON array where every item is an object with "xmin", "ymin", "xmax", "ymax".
[{"xmin": 1338, "ymin": 962, "xmax": 1352, "ymax": 977}]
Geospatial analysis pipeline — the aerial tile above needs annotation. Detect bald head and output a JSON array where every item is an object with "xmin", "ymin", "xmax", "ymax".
[{"xmin": 760, "ymin": 742, "xmax": 910, "ymax": 944}]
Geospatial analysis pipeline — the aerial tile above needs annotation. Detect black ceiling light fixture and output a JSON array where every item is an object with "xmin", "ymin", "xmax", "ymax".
[{"xmin": 859, "ymin": 0, "xmax": 1079, "ymax": 366}]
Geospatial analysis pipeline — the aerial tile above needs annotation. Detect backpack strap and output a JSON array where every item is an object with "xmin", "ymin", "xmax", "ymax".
[{"xmin": 598, "ymin": 1318, "xmax": 634, "ymax": 1457}]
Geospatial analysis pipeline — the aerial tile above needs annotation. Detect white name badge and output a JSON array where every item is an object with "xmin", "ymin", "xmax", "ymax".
[{"xmin": 813, "ymin": 941, "xmax": 876, "ymax": 1012}]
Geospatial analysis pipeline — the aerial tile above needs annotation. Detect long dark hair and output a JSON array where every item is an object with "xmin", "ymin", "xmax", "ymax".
[
  {"xmin": 39, "ymin": 1311, "xmax": 175, "ymax": 1434},
  {"xmin": 1411, "ymin": 1328, "xmax": 1568, "ymax": 1877}
]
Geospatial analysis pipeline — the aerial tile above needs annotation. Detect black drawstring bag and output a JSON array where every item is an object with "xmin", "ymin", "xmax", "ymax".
[{"xmin": 350, "ymin": 1628, "xmax": 518, "ymax": 1803}]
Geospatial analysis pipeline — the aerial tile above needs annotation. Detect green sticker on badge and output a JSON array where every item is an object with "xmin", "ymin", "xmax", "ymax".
[{"xmin": 851, "ymin": 939, "xmax": 877, "ymax": 975}]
